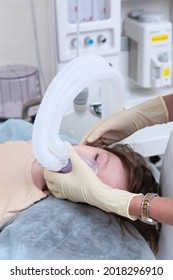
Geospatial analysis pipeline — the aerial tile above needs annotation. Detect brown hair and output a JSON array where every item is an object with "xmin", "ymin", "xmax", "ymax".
[{"xmin": 105, "ymin": 144, "xmax": 160, "ymax": 254}]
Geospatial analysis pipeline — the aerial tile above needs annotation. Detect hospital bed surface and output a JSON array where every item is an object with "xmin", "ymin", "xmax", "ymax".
[
  {"xmin": 0, "ymin": 119, "xmax": 155, "ymax": 260},
  {"xmin": 0, "ymin": 196, "xmax": 155, "ymax": 260}
]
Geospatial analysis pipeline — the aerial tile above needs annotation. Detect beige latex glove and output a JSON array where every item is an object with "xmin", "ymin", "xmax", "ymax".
[
  {"xmin": 44, "ymin": 142, "xmax": 140, "ymax": 220},
  {"xmin": 80, "ymin": 96, "xmax": 168, "ymax": 147}
]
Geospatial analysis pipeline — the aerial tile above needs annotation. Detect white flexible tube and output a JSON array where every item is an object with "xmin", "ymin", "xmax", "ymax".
[{"xmin": 32, "ymin": 55, "xmax": 125, "ymax": 171}]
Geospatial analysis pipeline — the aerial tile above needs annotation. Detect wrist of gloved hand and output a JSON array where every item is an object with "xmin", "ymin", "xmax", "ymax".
[
  {"xmin": 91, "ymin": 184, "xmax": 141, "ymax": 220},
  {"xmin": 131, "ymin": 96, "xmax": 168, "ymax": 130}
]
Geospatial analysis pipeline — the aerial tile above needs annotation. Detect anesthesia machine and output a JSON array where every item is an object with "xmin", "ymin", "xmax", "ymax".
[
  {"xmin": 124, "ymin": 11, "xmax": 172, "ymax": 88},
  {"xmin": 52, "ymin": 0, "xmax": 173, "ymax": 158},
  {"xmin": 54, "ymin": 0, "xmax": 121, "ymax": 69}
]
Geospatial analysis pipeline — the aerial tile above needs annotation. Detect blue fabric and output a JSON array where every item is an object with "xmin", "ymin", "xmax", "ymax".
[
  {"xmin": 0, "ymin": 119, "xmax": 33, "ymax": 143},
  {"xmin": 0, "ymin": 196, "xmax": 155, "ymax": 260},
  {"xmin": 0, "ymin": 119, "xmax": 156, "ymax": 260},
  {"xmin": 0, "ymin": 118, "xmax": 78, "ymax": 144}
]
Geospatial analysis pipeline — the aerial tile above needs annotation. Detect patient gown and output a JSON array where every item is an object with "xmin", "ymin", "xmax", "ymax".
[{"xmin": 0, "ymin": 141, "xmax": 49, "ymax": 227}]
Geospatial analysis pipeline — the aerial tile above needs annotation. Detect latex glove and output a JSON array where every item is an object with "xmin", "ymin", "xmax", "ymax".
[
  {"xmin": 80, "ymin": 96, "xmax": 168, "ymax": 147},
  {"xmin": 44, "ymin": 142, "xmax": 140, "ymax": 220}
]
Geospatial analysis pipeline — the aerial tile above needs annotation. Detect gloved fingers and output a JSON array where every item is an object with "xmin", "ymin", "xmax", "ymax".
[
  {"xmin": 82, "ymin": 115, "xmax": 122, "ymax": 144},
  {"xmin": 44, "ymin": 167, "xmax": 81, "ymax": 201},
  {"xmin": 81, "ymin": 109, "xmax": 138, "ymax": 145},
  {"xmin": 90, "ymin": 131, "xmax": 128, "ymax": 147},
  {"xmin": 84, "ymin": 122, "xmax": 110, "ymax": 144},
  {"xmin": 80, "ymin": 119, "xmax": 104, "ymax": 145},
  {"xmin": 44, "ymin": 169, "xmax": 65, "ymax": 199},
  {"xmin": 44, "ymin": 141, "xmax": 103, "ymax": 191},
  {"xmin": 88, "ymin": 134, "xmax": 120, "ymax": 148}
]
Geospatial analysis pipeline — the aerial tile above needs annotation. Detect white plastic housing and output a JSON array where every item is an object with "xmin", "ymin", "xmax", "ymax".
[{"xmin": 124, "ymin": 17, "xmax": 172, "ymax": 88}]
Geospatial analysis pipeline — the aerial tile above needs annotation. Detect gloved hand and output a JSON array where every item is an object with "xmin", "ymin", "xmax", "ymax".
[
  {"xmin": 44, "ymin": 142, "xmax": 141, "ymax": 220},
  {"xmin": 80, "ymin": 96, "xmax": 168, "ymax": 147}
]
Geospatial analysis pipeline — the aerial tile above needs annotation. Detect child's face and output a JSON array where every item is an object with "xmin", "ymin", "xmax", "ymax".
[{"xmin": 74, "ymin": 145, "xmax": 128, "ymax": 190}]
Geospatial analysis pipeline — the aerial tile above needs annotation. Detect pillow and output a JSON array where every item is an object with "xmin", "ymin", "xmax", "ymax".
[
  {"xmin": 0, "ymin": 196, "xmax": 155, "ymax": 260},
  {"xmin": 0, "ymin": 119, "xmax": 33, "ymax": 143}
]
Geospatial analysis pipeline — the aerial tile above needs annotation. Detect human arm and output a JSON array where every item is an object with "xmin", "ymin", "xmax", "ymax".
[
  {"xmin": 129, "ymin": 195, "xmax": 173, "ymax": 225},
  {"xmin": 44, "ymin": 142, "xmax": 141, "ymax": 220},
  {"xmin": 80, "ymin": 95, "xmax": 169, "ymax": 146},
  {"xmin": 44, "ymin": 142, "xmax": 173, "ymax": 226},
  {"xmin": 163, "ymin": 94, "xmax": 173, "ymax": 121}
]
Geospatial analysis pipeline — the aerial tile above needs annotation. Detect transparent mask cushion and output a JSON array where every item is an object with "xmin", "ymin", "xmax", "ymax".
[{"xmin": 77, "ymin": 153, "xmax": 98, "ymax": 174}]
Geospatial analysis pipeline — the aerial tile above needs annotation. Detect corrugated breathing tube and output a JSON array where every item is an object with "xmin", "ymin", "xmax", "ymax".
[{"xmin": 32, "ymin": 55, "xmax": 125, "ymax": 172}]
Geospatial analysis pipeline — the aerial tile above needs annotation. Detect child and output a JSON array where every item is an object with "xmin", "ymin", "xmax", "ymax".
[{"xmin": 0, "ymin": 140, "xmax": 159, "ymax": 252}]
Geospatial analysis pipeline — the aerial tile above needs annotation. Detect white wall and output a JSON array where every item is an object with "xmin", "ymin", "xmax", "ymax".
[{"xmin": 0, "ymin": 0, "xmax": 56, "ymax": 93}]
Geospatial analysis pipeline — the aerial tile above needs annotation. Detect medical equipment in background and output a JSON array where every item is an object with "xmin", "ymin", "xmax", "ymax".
[
  {"xmin": 54, "ymin": 0, "xmax": 121, "ymax": 69},
  {"xmin": 32, "ymin": 55, "xmax": 125, "ymax": 171},
  {"xmin": 0, "ymin": 65, "xmax": 41, "ymax": 119},
  {"xmin": 124, "ymin": 11, "xmax": 172, "ymax": 88},
  {"xmin": 52, "ymin": 0, "xmax": 173, "ymax": 159},
  {"xmin": 52, "ymin": 0, "xmax": 122, "ymax": 140}
]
